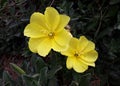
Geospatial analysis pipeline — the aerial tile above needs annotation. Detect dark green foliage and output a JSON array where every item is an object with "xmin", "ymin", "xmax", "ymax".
[{"xmin": 0, "ymin": 0, "xmax": 120, "ymax": 86}]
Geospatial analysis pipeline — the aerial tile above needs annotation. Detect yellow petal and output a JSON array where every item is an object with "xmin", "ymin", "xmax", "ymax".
[
  {"xmin": 73, "ymin": 58, "xmax": 88, "ymax": 73},
  {"xmin": 52, "ymin": 39, "xmax": 67, "ymax": 52},
  {"xmin": 66, "ymin": 56, "xmax": 75, "ymax": 69},
  {"xmin": 61, "ymin": 37, "xmax": 79, "ymax": 56},
  {"xmin": 69, "ymin": 37, "xmax": 79, "ymax": 49},
  {"xmin": 56, "ymin": 15, "xmax": 70, "ymax": 32},
  {"xmin": 54, "ymin": 29, "xmax": 72, "ymax": 49},
  {"xmin": 83, "ymin": 41, "xmax": 95, "ymax": 53},
  {"xmin": 30, "ymin": 12, "xmax": 48, "ymax": 29},
  {"xmin": 45, "ymin": 7, "xmax": 60, "ymax": 30},
  {"xmin": 37, "ymin": 38, "xmax": 52, "ymax": 57},
  {"xmin": 24, "ymin": 23, "xmax": 46, "ymax": 38},
  {"xmin": 82, "ymin": 50, "xmax": 98, "ymax": 62},
  {"xmin": 28, "ymin": 38, "xmax": 45, "ymax": 53},
  {"xmin": 78, "ymin": 58, "xmax": 95, "ymax": 67},
  {"xmin": 61, "ymin": 47, "xmax": 74, "ymax": 57},
  {"xmin": 78, "ymin": 36, "xmax": 89, "ymax": 51}
]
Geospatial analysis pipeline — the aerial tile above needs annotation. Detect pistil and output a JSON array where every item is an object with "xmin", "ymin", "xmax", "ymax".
[{"xmin": 48, "ymin": 32, "xmax": 55, "ymax": 38}]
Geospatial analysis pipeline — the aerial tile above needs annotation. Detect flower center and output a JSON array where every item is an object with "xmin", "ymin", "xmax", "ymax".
[
  {"xmin": 48, "ymin": 32, "xmax": 55, "ymax": 38},
  {"xmin": 74, "ymin": 52, "xmax": 79, "ymax": 57}
]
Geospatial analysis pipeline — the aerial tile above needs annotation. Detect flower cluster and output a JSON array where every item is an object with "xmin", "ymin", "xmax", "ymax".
[{"xmin": 24, "ymin": 7, "xmax": 98, "ymax": 73}]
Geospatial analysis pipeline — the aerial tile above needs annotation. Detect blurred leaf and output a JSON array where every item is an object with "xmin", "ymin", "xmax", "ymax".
[
  {"xmin": 117, "ymin": 11, "xmax": 120, "ymax": 23},
  {"xmin": 31, "ymin": 55, "xmax": 47, "ymax": 73},
  {"xmin": 98, "ymin": 27, "xmax": 112, "ymax": 39},
  {"xmin": 110, "ymin": 38, "xmax": 120, "ymax": 53},
  {"xmin": 14, "ymin": 0, "xmax": 24, "ymax": 3},
  {"xmin": 10, "ymin": 63, "xmax": 26, "ymax": 75},
  {"xmin": 48, "ymin": 65, "xmax": 62, "ymax": 79},
  {"xmin": 3, "ymin": 71, "xmax": 15, "ymax": 86},
  {"xmin": 32, "ymin": 73, "xmax": 39, "ymax": 78},
  {"xmin": 116, "ymin": 25, "xmax": 120, "ymax": 30},
  {"xmin": 0, "ymin": 0, "xmax": 7, "ymax": 10},
  {"xmin": 109, "ymin": 0, "xmax": 120, "ymax": 5},
  {"xmin": 3, "ymin": 71, "xmax": 11, "ymax": 82},
  {"xmin": 105, "ymin": 6, "xmax": 119, "ymax": 18},
  {"xmin": 85, "ymin": 17, "xmax": 98, "ymax": 32},
  {"xmin": 38, "ymin": 67, "xmax": 48, "ymax": 86},
  {"xmin": 70, "ymin": 81, "xmax": 79, "ymax": 86},
  {"xmin": 79, "ymin": 73, "xmax": 91, "ymax": 86},
  {"xmin": 48, "ymin": 77, "xmax": 58, "ymax": 86},
  {"xmin": 72, "ymin": 72, "xmax": 91, "ymax": 86},
  {"xmin": 23, "ymin": 75, "xmax": 38, "ymax": 86}
]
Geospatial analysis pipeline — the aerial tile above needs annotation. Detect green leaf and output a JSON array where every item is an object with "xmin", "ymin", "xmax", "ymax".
[
  {"xmin": 38, "ymin": 67, "xmax": 48, "ymax": 86},
  {"xmin": 10, "ymin": 63, "xmax": 26, "ymax": 75},
  {"xmin": 105, "ymin": 6, "xmax": 119, "ymax": 18},
  {"xmin": 79, "ymin": 73, "xmax": 91, "ymax": 86},
  {"xmin": 23, "ymin": 75, "xmax": 38, "ymax": 86},
  {"xmin": 70, "ymin": 81, "xmax": 79, "ymax": 86},
  {"xmin": 48, "ymin": 65, "xmax": 62, "ymax": 79},
  {"xmin": 0, "ymin": 0, "xmax": 7, "ymax": 10},
  {"xmin": 36, "ymin": 58, "xmax": 47, "ymax": 73},
  {"xmin": 3, "ymin": 71, "xmax": 16, "ymax": 86},
  {"xmin": 31, "ymin": 55, "xmax": 47, "ymax": 73},
  {"xmin": 48, "ymin": 77, "xmax": 58, "ymax": 86},
  {"xmin": 98, "ymin": 27, "xmax": 112, "ymax": 39},
  {"xmin": 72, "ymin": 72, "xmax": 91, "ymax": 86},
  {"xmin": 3, "ymin": 71, "xmax": 11, "ymax": 82}
]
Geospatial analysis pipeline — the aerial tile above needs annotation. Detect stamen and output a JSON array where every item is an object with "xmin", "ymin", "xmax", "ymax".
[
  {"xmin": 48, "ymin": 32, "xmax": 55, "ymax": 38},
  {"xmin": 74, "ymin": 52, "xmax": 79, "ymax": 57},
  {"xmin": 74, "ymin": 53, "xmax": 79, "ymax": 57}
]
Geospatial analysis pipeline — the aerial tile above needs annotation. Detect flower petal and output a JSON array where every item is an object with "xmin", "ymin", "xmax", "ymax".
[
  {"xmin": 52, "ymin": 40, "xmax": 67, "ymax": 52},
  {"xmin": 83, "ymin": 41, "xmax": 95, "ymax": 53},
  {"xmin": 30, "ymin": 12, "xmax": 48, "ymax": 29},
  {"xmin": 24, "ymin": 23, "xmax": 46, "ymax": 38},
  {"xmin": 78, "ymin": 58, "xmax": 95, "ymax": 67},
  {"xmin": 78, "ymin": 36, "xmax": 89, "ymax": 51},
  {"xmin": 28, "ymin": 38, "xmax": 45, "ymax": 53},
  {"xmin": 56, "ymin": 15, "xmax": 70, "ymax": 32},
  {"xmin": 54, "ymin": 29, "xmax": 72, "ymax": 48},
  {"xmin": 61, "ymin": 47, "xmax": 74, "ymax": 57},
  {"xmin": 37, "ymin": 38, "xmax": 52, "ymax": 57},
  {"xmin": 45, "ymin": 7, "xmax": 60, "ymax": 30},
  {"xmin": 61, "ymin": 37, "xmax": 79, "ymax": 56},
  {"xmin": 82, "ymin": 50, "xmax": 98, "ymax": 62},
  {"xmin": 69, "ymin": 37, "xmax": 79, "ymax": 49},
  {"xmin": 66, "ymin": 56, "xmax": 75, "ymax": 69},
  {"xmin": 73, "ymin": 58, "xmax": 88, "ymax": 73}
]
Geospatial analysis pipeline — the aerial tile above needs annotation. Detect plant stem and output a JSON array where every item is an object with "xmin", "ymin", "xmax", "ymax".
[
  {"xmin": 50, "ymin": 0, "xmax": 55, "ymax": 6},
  {"xmin": 94, "ymin": 10, "xmax": 103, "ymax": 40}
]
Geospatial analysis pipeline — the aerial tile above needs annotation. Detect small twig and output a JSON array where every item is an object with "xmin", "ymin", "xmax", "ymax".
[
  {"xmin": 94, "ymin": 2, "xmax": 103, "ymax": 39},
  {"xmin": 49, "ymin": 0, "xmax": 55, "ymax": 6},
  {"xmin": 94, "ymin": 5, "xmax": 109, "ymax": 40},
  {"xmin": 94, "ymin": 0, "xmax": 102, "ymax": 41},
  {"xmin": 94, "ymin": 0, "xmax": 109, "ymax": 41},
  {"xmin": 94, "ymin": 10, "xmax": 103, "ymax": 40}
]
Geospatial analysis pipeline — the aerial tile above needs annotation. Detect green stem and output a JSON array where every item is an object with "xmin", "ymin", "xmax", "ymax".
[{"xmin": 50, "ymin": 0, "xmax": 55, "ymax": 6}]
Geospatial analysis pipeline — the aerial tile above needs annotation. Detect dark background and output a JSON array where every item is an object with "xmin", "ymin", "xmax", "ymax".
[{"xmin": 0, "ymin": 0, "xmax": 120, "ymax": 86}]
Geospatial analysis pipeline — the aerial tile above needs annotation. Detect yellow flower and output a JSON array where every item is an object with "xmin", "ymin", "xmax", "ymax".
[
  {"xmin": 24, "ymin": 7, "xmax": 72, "ymax": 57},
  {"xmin": 61, "ymin": 36, "xmax": 98, "ymax": 73}
]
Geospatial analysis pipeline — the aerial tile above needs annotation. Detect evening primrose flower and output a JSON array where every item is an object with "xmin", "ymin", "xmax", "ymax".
[
  {"xmin": 24, "ymin": 7, "xmax": 72, "ymax": 57},
  {"xmin": 61, "ymin": 36, "xmax": 98, "ymax": 73}
]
